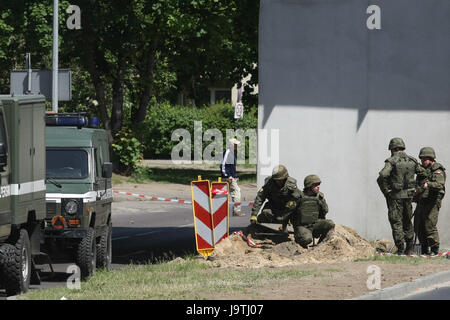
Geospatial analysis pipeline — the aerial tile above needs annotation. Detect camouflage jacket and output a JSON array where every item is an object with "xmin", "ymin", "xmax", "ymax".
[
  {"xmin": 377, "ymin": 151, "xmax": 425, "ymax": 199},
  {"xmin": 415, "ymin": 162, "xmax": 446, "ymax": 202},
  {"xmin": 291, "ymin": 191, "xmax": 329, "ymax": 226},
  {"xmin": 251, "ymin": 176, "xmax": 302, "ymax": 217}
]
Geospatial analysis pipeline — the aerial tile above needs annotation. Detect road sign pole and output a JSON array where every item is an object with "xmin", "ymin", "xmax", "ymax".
[
  {"xmin": 26, "ymin": 53, "xmax": 31, "ymax": 93},
  {"xmin": 52, "ymin": 0, "xmax": 59, "ymax": 112}
]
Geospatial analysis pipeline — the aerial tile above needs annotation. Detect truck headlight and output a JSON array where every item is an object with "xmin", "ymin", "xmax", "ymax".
[{"xmin": 64, "ymin": 200, "xmax": 78, "ymax": 215}]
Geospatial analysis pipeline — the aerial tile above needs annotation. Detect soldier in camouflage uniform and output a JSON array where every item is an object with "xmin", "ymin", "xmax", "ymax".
[
  {"xmin": 246, "ymin": 165, "xmax": 301, "ymax": 235},
  {"xmin": 291, "ymin": 175, "xmax": 335, "ymax": 248},
  {"xmin": 377, "ymin": 138, "xmax": 424, "ymax": 255},
  {"xmin": 413, "ymin": 147, "xmax": 446, "ymax": 256}
]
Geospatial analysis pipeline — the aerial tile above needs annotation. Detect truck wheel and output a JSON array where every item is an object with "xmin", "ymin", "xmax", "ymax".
[
  {"xmin": 1, "ymin": 229, "xmax": 32, "ymax": 296},
  {"xmin": 0, "ymin": 243, "xmax": 14, "ymax": 287},
  {"xmin": 97, "ymin": 222, "xmax": 112, "ymax": 270},
  {"xmin": 76, "ymin": 227, "xmax": 97, "ymax": 279}
]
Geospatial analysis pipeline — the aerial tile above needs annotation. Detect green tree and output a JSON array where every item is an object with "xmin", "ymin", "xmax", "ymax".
[{"xmin": 0, "ymin": 0, "xmax": 259, "ymax": 141}]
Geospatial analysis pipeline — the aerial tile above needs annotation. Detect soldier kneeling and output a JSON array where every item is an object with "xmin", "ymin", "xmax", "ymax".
[
  {"xmin": 292, "ymin": 175, "xmax": 335, "ymax": 248},
  {"xmin": 245, "ymin": 165, "xmax": 301, "ymax": 237}
]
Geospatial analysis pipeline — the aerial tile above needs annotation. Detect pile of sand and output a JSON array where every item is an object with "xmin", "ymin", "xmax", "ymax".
[{"xmin": 202, "ymin": 224, "xmax": 376, "ymax": 268}]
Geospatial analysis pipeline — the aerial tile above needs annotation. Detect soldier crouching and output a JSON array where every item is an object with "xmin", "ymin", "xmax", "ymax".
[
  {"xmin": 245, "ymin": 165, "xmax": 301, "ymax": 237},
  {"xmin": 292, "ymin": 175, "xmax": 335, "ymax": 248}
]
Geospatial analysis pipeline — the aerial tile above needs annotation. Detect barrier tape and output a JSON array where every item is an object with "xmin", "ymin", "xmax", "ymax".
[
  {"xmin": 233, "ymin": 231, "xmax": 267, "ymax": 248},
  {"xmin": 113, "ymin": 190, "xmax": 192, "ymax": 204},
  {"xmin": 377, "ymin": 251, "xmax": 450, "ymax": 258},
  {"xmin": 113, "ymin": 190, "xmax": 254, "ymax": 207}
]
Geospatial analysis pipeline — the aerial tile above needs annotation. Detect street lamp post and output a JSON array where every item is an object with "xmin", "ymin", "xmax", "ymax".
[{"xmin": 52, "ymin": 0, "xmax": 59, "ymax": 112}]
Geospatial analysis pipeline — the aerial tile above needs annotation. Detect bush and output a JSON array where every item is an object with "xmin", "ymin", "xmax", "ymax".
[
  {"xmin": 135, "ymin": 102, "xmax": 258, "ymax": 161},
  {"xmin": 112, "ymin": 128, "xmax": 144, "ymax": 175}
]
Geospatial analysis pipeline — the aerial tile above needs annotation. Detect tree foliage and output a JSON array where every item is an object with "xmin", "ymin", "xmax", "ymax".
[{"xmin": 0, "ymin": 0, "xmax": 259, "ymax": 158}]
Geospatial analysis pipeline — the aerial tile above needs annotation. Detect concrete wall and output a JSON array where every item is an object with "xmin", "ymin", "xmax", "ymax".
[{"xmin": 258, "ymin": 0, "xmax": 450, "ymax": 243}]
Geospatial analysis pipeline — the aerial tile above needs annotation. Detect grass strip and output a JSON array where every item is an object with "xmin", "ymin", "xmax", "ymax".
[{"xmin": 20, "ymin": 259, "xmax": 328, "ymax": 300}]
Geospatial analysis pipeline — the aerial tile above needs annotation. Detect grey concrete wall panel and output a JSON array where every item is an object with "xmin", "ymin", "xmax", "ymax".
[{"xmin": 259, "ymin": 0, "xmax": 450, "ymax": 243}]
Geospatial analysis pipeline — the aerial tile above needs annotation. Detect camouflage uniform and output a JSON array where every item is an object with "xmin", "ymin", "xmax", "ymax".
[
  {"xmin": 376, "ymin": 138, "xmax": 424, "ymax": 254},
  {"xmin": 413, "ymin": 147, "xmax": 446, "ymax": 255},
  {"xmin": 291, "ymin": 175, "xmax": 335, "ymax": 248},
  {"xmin": 247, "ymin": 165, "xmax": 301, "ymax": 235},
  {"xmin": 251, "ymin": 176, "xmax": 301, "ymax": 223}
]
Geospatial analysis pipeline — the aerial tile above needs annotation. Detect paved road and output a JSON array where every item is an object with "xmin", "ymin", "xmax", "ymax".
[
  {"xmin": 403, "ymin": 281, "xmax": 450, "ymax": 300},
  {"xmin": 1, "ymin": 199, "xmax": 251, "ymax": 298}
]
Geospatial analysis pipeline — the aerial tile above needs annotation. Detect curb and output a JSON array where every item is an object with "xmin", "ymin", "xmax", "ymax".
[{"xmin": 352, "ymin": 268, "xmax": 450, "ymax": 300}]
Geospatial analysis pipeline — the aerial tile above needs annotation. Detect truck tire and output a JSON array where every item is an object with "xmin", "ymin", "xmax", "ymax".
[
  {"xmin": 97, "ymin": 222, "xmax": 112, "ymax": 270},
  {"xmin": 76, "ymin": 227, "xmax": 96, "ymax": 279},
  {"xmin": 1, "ymin": 229, "xmax": 32, "ymax": 296},
  {"xmin": 0, "ymin": 243, "xmax": 14, "ymax": 287}
]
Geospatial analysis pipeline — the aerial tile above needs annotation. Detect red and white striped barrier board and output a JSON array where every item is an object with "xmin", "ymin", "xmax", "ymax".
[
  {"xmin": 211, "ymin": 181, "xmax": 229, "ymax": 245},
  {"xmin": 191, "ymin": 179, "xmax": 215, "ymax": 258}
]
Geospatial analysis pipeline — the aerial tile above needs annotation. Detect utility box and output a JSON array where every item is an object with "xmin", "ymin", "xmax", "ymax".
[
  {"xmin": 0, "ymin": 95, "xmax": 46, "ymax": 225},
  {"xmin": 0, "ymin": 94, "xmax": 46, "ymax": 296}
]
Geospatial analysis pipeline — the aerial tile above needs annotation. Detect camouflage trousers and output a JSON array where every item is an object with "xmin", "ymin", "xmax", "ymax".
[
  {"xmin": 386, "ymin": 198, "xmax": 414, "ymax": 248},
  {"xmin": 293, "ymin": 219, "xmax": 335, "ymax": 248},
  {"xmin": 229, "ymin": 179, "xmax": 241, "ymax": 214},
  {"xmin": 413, "ymin": 199, "xmax": 441, "ymax": 249}
]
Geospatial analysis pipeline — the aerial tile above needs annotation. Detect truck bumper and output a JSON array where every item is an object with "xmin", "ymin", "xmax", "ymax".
[{"xmin": 42, "ymin": 228, "xmax": 88, "ymax": 239}]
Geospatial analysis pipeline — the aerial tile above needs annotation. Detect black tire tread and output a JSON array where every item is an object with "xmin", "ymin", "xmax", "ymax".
[
  {"xmin": 75, "ymin": 227, "xmax": 96, "ymax": 279},
  {"xmin": 97, "ymin": 222, "xmax": 112, "ymax": 270},
  {"xmin": 1, "ymin": 229, "xmax": 31, "ymax": 296}
]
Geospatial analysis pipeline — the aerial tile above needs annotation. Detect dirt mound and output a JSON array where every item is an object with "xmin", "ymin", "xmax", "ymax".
[{"xmin": 203, "ymin": 224, "xmax": 376, "ymax": 268}]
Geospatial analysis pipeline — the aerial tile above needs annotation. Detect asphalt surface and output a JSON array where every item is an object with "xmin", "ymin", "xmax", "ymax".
[
  {"xmin": 402, "ymin": 281, "xmax": 450, "ymax": 300},
  {"xmin": 1, "ymin": 199, "xmax": 252, "ymax": 298}
]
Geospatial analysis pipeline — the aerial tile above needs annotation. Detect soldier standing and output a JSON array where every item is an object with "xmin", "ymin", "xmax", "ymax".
[
  {"xmin": 377, "ymin": 137, "xmax": 423, "ymax": 255},
  {"xmin": 413, "ymin": 147, "xmax": 446, "ymax": 256},
  {"xmin": 291, "ymin": 175, "xmax": 335, "ymax": 248},
  {"xmin": 246, "ymin": 165, "xmax": 301, "ymax": 235}
]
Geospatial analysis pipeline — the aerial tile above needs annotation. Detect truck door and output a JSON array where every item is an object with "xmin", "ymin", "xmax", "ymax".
[{"xmin": 0, "ymin": 108, "xmax": 11, "ymax": 240}]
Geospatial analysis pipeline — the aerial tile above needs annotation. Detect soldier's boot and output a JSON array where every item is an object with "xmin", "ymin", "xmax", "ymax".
[
  {"xmin": 396, "ymin": 242, "xmax": 405, "ymax": 255},
  {"xmin": 430, "ymin": 245, "xmax": 439, "ymax": 256},
  {"xmin": 404, "ymin": 241, "xmax": 414, "ymax": 255},
  {"xmin": 421, "ymin": 244, "xmax": 430, "ymax": 255}
]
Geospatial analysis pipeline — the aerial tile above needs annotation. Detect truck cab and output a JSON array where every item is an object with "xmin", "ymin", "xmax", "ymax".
[{"xmin": 42, "ymin": 113, "xmax": 112, "ymax": 279}]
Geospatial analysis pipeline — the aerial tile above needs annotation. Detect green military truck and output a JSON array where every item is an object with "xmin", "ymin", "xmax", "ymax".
[
  {"xmin": 42, "ymin": 113, "xmax": 113, "ymax": 279},
  {"xmin": 0, "ymin": 94, "xmax": 46, "ymax": 295}
]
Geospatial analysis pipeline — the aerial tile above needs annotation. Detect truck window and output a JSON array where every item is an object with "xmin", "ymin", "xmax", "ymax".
[{"xmin": 46, "ymin": 149, "xmax": 89, "ymax": 179}]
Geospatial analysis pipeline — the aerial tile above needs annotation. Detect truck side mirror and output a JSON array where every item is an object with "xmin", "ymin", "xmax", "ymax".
[
  {"xmin": 102, "ymin": 162, "xmax": 112, "ymax": 179},
  {"xmin": 0, "ymin": 142, "xmax": 7, "ymax": 169}
]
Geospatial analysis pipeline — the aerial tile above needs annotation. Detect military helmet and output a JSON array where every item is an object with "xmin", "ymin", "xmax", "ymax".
[
  {"xmin": 388, "ymin": 137, "xmax": 406, "ymax": 150},
  {"xmin": 419, "ymin": 147, "xmax": 436, "ymax": 159},
  {"xmin": 304, "ymin": 174, "xmax": 321, "ymax": 188},
  {"xmin": 271, "ymin": 165, "xmax": 289, "ymax": 180}
]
